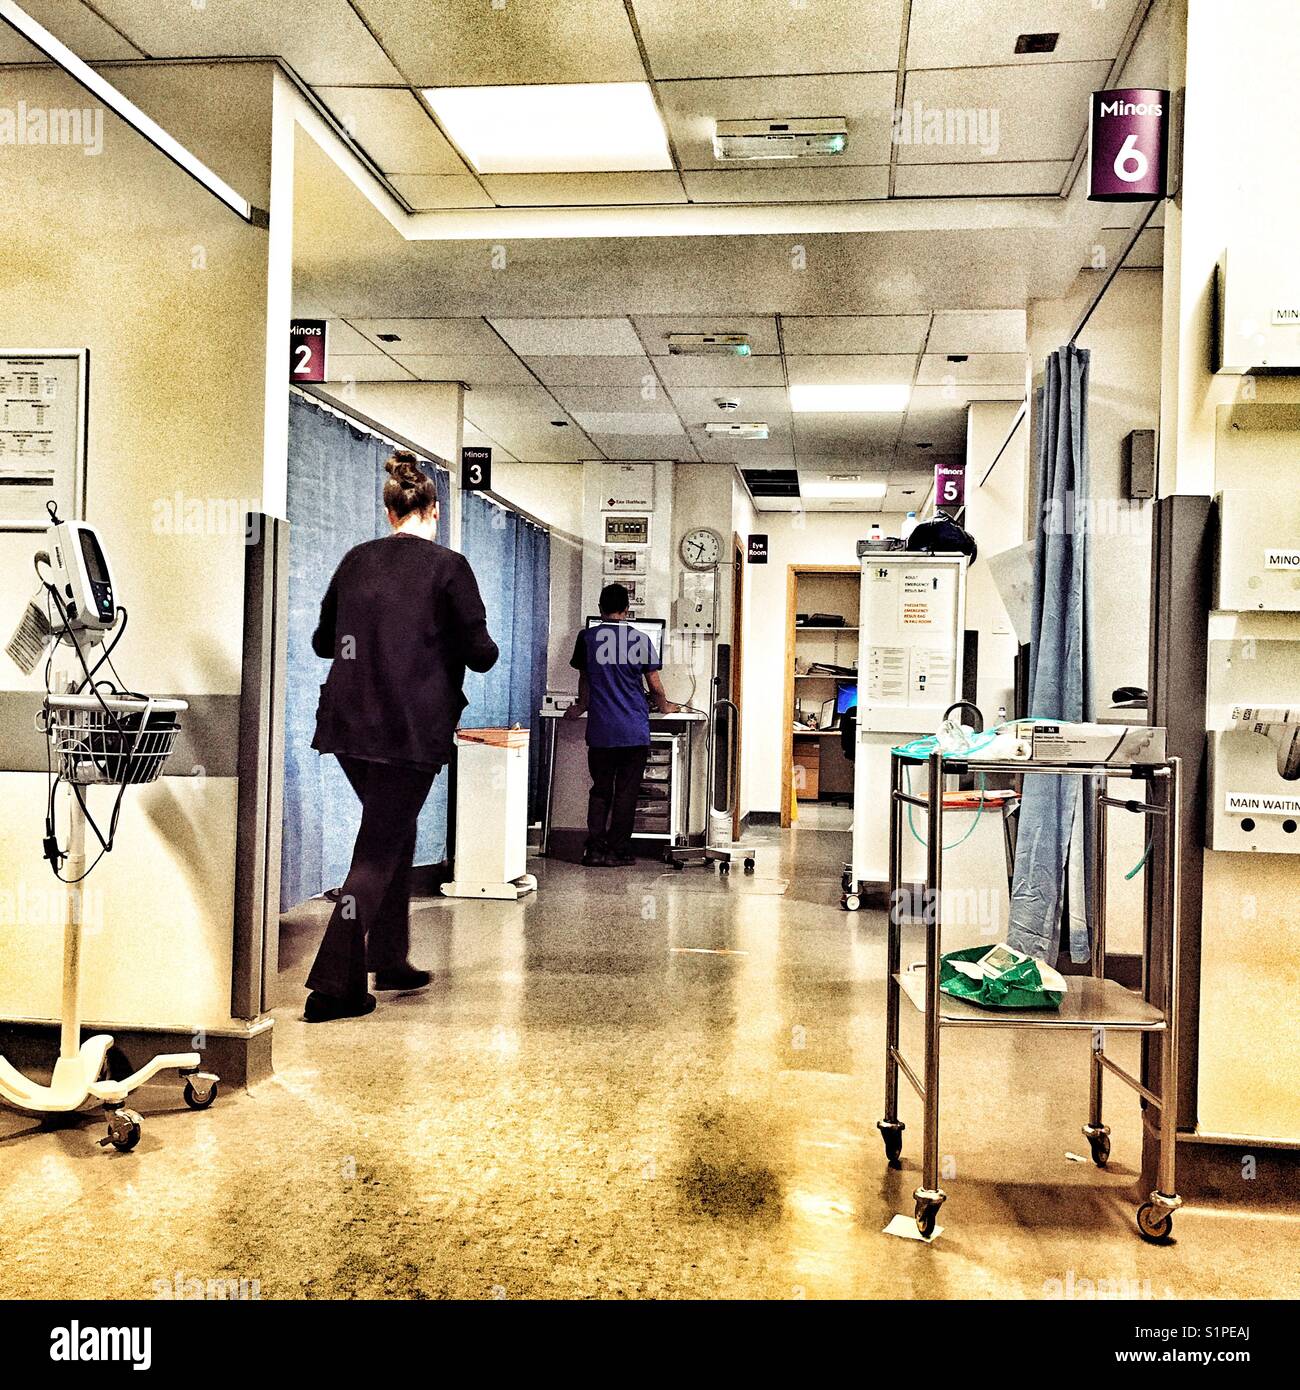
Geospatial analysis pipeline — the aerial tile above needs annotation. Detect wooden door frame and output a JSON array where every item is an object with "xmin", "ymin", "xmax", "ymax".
[
  {"xmin": 781, "ymin": 563, "xmax": 859, "ymax": 828},
  {"xmin": 730, "ymin": 533, "xmax": 745, "ymax": 841}
]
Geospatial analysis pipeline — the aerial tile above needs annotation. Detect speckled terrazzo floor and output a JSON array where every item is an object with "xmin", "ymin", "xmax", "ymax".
[{"xmin": 1, "ymin": 826, "xmax": 1296, "ymax": 1300}]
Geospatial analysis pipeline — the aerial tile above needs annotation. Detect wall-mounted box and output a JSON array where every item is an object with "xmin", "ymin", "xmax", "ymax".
[
  {"xmin": 1214, "ymin": 251, "xmax": 1300, "ymax": 374},
  {"xmin": 1214, "ymin": 489, "xmax": 1300, "ymax": 611},
  {"xmin": 1207, "ymin": 729, "xmax": 1300, "ymax": 853},
  {"xmin": 1123, "ymin": 428, "xmax": 1155, "ymax": 499}
]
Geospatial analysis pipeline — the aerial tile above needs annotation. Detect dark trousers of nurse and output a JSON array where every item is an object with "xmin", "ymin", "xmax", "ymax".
[{"xmin": 305, "ymin": 755, "xmax": 438, "ymax": 1000}]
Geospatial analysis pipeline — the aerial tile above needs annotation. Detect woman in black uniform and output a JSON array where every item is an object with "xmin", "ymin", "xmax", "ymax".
[{"xmin": 304, "ymin": 451, "xmax": 499, "ymax": 1022}]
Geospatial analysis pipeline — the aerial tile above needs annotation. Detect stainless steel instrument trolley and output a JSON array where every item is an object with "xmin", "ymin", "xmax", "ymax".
[{"xmin": 878, "ymin": 748, "xmax": 1183, "ymax": 1243}]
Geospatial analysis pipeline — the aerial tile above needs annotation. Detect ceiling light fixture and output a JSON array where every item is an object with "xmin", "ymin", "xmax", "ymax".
[
  {"xmin": 667, "ymin": 333, "xmax": 752, "ymax": 357},
  {"xmin": 713, "ymin": 117, "xmax": 848, "ymax": 161},
  {"xmin": 788, "ymin": 383, "xmax": 911, "ymax": 413},
  {"xmin": 422, "ymin": 82, "xmax": 672, "ymax": 174},
  {"xmin": 800, "ymin": 480, "xmax": 888, "ymax": 500}
]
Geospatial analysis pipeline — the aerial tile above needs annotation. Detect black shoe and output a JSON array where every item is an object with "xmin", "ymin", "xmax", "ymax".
[
  {"xmin": 605, "ymin": 852, "xmax": 635, "ymax": 866},
  {"xmin": 373, "ymin": 965, "xmax": 433, "ymax": 991},
  {"xmin": 582, "ymin": 848, "xmax": 614, "ymax": 867},
  {"xmin": 304, "ymin": 991, "xmax": 376, "ymax": 1023}
]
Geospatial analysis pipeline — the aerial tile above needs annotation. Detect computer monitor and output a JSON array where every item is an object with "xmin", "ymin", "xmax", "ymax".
[
  {"xmin": 585, "ymin": 615, "xmax": 666, "ymax": 667},
  {"xmin": 835, "ymin": 680, "xmax": 858, "ymax": 716}
]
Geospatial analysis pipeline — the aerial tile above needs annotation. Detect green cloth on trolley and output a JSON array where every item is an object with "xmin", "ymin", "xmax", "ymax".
[{"xmin": 939, "ymin": 946, "xmax": 1064, "ymax": 1010}]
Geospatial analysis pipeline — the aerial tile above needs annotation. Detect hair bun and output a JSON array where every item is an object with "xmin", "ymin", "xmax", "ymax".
[{"xmin": 385, "ymin": 450, "xmax": 424, "ymax": 488}]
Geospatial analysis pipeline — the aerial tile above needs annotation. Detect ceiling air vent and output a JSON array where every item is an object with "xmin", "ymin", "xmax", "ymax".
[
  {"xmin": 666, "ymin": 333, "xmax": 752, "ymax": 356},
  {"xmin": 713, "ymin": 118, "xmax": 847, "ymax": 161},
  {"xmin": 742, "ymin": 468, "xmax": 800, "ymax": 499},
  {"xmin": 1014, "ymin": 32, "xmax": 1059, "ymax": 54},
  {"xmin": 705, "ymin": 422, "xmax": 769, "ymax": 439}
]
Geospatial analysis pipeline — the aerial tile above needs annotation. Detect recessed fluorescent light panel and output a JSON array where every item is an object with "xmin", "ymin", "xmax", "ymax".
[
  {"xmin": 423, "ymin": 83, "xmax": 672, "ymax": 174},
  {"xmin": 800, "ymin": 480, "xmax": 888, "ymax": 500},
  {"xmin": 788, "ymin": 384, "xmax": 911, "ymax": 413}
]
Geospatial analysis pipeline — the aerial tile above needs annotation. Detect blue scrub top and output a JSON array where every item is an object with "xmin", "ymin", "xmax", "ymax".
[{"xmin": 570, "ymin": 622, "xmax": 660, "ymax": 748}]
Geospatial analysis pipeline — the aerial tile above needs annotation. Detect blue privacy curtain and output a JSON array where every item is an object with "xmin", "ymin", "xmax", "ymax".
[
  {"xmin": 281, "ymin": 394, "xmax": 452, "ymax": 909},
  {"xmin": 1007, "ymin": 345, "xmax": 1095, "ymax": 963},
  {"xmin": 459, "ymin": 490, "xmax": 551, "ymax": 816}
]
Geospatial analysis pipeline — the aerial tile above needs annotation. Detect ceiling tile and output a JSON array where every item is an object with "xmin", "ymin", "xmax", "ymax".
[
  {"xmin": 575, "ymin": 413, "xmax": 686, "ymax": 436},
  {"xmin": 587, "ymin": 434, "xmax": 698, "ymax": 461},
  {"xmin": 792, "ymin": 415, "xmax": 905, "ymax": 455},
  {"xmin": 634, "ymin": 0, "xmax": 907, "ymax": 78},
  {"xmin": 908, "ymin": 383, "xmax": 1022, "ymax": 410},
  {"xmin": 793, "ymin": 453, "xmax": 894, "ymax": 474},
  {"xmin": 490, "ymin": 318, "xmax": 645, "ymax": 357},
  {"xmin": 682, "ymin": 165, "xmax": 889, "ymax": 202},
  {"xmin": 654, "ymin": 355, "xmax": 786, "ymax": 388},
  {"xmin": 480, "ymin": 173, "xmax": 687, "ymax": 206},
  {"xmin": 781, "ymin": 316, "xmax": 930, "ymax": 355},
  {"xmin": 550, "ymin": 386, "xmax": 680, "ymax": 417},
  {"xmin": 633, "ymin": 315, "xmax": 780, "ymax": 356},
  {"xmin": 0, "ymin": 0, "xmax": 144, "ymax": 60},
  {"xmin": 785, "ymin": 354, "xmax": 917, "ymax": 386},
  {"xmin": 325, "ymin": 355, "xmax": 416, "ymax": 382},
  {"xmin": 658, "ymin": 72, "xmax": 897, "ymax": 169},
  {"xmin": 691, "ymin": 433, "xmax": 795, "ymax": 464},
  {"xmin": 351, "ymin": 318, "xmax": 511, "ymax": 355},
  {"xmin": 927, "ymin": 310, "xmax": 1026, "ymax": 355},
  {"xmin": 326, "ymin": 319, "xmax": 384, "ymax": 355},
  {"xmin": 900, "ymin": 409, "xmax": 967, "ymax": 446},
  {"xmin": 349, "ymin": 0, "xmax": 646, "ymax": 85},
  {"xmin": 1088, "ymin": 227, "xmax": 1164, "ymax": 270},
  {"xmin": 906, "ymin": 0, "xmax": 1141, "ymax": 69},
  {"xmin": 313, "ymin": 88, "xmax": 467, "ymax": 175},
  {"xmin": 916, "ymin": 353, "xmax": 1025, "ymax": 386},
  {"xmin": 665, "ymin": 385, "xmax": 791, "ymax": 422},
  {"xmin": 898, "ymin": 63, "xmax": 1112, "ymax": 163},
  {"xmin": 892, "ymin": 160, "xmax": 1069, "ymax": 197},
  {"xmin": 92, "ymin": 0, "xmax": 403, "ymax": 83},
  {"xmin": 397, "ymin": 355, "xmax": 538, "ymax": 386},
  {"xmin": 388, "ymin": 174, "xmax": 494, "ymax": 209},
  {"xmin": 526, "ymin": 356, "xmax": 658, "ymax": 387}
]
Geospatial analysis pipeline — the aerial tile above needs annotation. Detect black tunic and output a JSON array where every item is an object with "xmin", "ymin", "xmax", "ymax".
[{"xmin": 310, "ymin": 533, "xmax": 499, "ymax": 769}]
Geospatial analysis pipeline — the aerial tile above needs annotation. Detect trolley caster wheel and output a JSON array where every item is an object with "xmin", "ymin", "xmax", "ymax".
[
  {"xmin": 1086, "ymin": 1131, "xmax": 1111, "ymax": 1167},
  {"xmin": 877, "ymin": 1120, "xmax": 905, "ymax": 1168},
  {"xmin": 719, "ymin": 862, "xmax": 731, "ymax": 876},
  {"xmin": 1136, "ymin": 1202, "xmax": 1174, "ymax": 1244},
  {"xmin": 841, "ymin": 893, "xmax": 861, "ymax": 912},
  {"xmin": 183, "ymin": 1076, "xmax": 219, "ymax": 1111},
  {"xmin": 914, "ymin": 1199, "xmax": 941, "ymax": 1240},
  {"xmin": 101, "ymin": 1108, "xmax": 142, "ymax": 1153},
  {"xmin": 743, "ymin": 858, "xmax": 755, "ymax": 874},
  {"xmin": 672, "ymin": 860, "xmax": 685, "ymax": 871}
]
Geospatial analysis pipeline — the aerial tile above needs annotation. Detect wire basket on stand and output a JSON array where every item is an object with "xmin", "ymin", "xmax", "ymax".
[{"xmin": 43, "ymin": 694, "xmax": 187, "ymax": 786}]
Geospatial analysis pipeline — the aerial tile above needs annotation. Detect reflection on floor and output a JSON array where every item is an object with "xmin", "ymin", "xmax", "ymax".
[
  {"xmin": 1, "ymin": 826, "xmax": 1295, "ymax": 1300},
  {"xmin": 791, "ymin": 803, "xmax": 853, "ymax": 831}
]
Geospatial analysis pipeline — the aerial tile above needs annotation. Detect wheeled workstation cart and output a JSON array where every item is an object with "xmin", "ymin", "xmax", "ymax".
[{"xmin": 878, "ymin": 748, "xmax": 1183, "ymax": 1243}]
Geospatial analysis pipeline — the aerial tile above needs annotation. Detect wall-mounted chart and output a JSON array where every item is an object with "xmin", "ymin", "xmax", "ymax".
[{"xmin": 0, "ymin": 350, "xmax": 87, "ymax": 530}]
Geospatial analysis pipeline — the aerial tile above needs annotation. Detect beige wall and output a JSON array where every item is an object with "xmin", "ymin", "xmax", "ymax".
[{"xmin": 0, "ymin": 62, "xmax": 281, "ymax": 1028}]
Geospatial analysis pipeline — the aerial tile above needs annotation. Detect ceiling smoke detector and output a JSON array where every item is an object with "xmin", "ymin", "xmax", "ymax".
[
  {"xmin": 667, "ymin": 333, "xmax": 752, "ymax": 357},
  {"xmin": 713, "ymin": 117, "xmax": 848, "ymax": 161},
  {"xmin": 715, "ymin": 397, "xmax": 740, "ymax": 411},
  {"xmin": 704, "ymin": 422, "xmax": 769, "ymax": 439}
]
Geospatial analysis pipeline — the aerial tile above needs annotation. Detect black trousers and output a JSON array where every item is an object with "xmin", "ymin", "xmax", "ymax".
[
  {"xmin": 306, "ymin": 755, "xmax": 438, "ymax": 999},
  {"xmin": 586, "ymin": 745, "xmax": 648, "ymax": 856}
]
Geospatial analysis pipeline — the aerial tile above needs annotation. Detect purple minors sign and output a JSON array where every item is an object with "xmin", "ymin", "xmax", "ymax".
[
  {"xmin": 1088, "ymin": 88, "xmax": 1169, "ymax": 201},
  {"xmin": 935, "ymin": 462, "xmax": 965, "ymax": 510}
]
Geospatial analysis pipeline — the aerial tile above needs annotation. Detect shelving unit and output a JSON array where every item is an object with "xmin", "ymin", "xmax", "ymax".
[{"xmin": 782, "ymin": 567, "xmax": 860, "ymax": 820}]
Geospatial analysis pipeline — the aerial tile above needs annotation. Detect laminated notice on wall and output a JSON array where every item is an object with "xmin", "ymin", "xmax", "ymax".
[
  {"xmin": 910, "ymin": 646, "xmax": 954, "ymax": 702},
  {"xmin": 0, "ymin": 352, "xmax": 84, "ymax": 529},
  {"xmin": 898, "ymin": 570, "xmax": 945, "ymax": 630},
  {"xmin": 865, "ymin": 645, "xmax": 907, "ymax": 703}
]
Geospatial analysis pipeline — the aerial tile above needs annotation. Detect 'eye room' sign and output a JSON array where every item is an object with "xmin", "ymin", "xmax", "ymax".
[{"xmin": 1088, "ymin": 88, "xmax": 1169, "ymax": 201}]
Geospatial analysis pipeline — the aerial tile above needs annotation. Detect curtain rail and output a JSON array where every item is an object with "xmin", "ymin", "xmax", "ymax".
[{"xmin": 292, "ymin": 384, "xmax": 555, "ymax": 536}]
